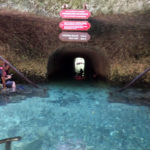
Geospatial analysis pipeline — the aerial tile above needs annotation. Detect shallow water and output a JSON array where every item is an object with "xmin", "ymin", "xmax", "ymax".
[{"xmin": 0, "ymin": 81, "xmax": 150, "ymax": 150}]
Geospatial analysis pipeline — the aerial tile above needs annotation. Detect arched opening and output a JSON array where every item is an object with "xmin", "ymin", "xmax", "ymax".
[
  {"xmin": 47, "ymin": 46, "xmax": 109, "ymax": 80},
  {"xmin": 74, "ymin": 57, "xmax": 85, "ymax": 78}
]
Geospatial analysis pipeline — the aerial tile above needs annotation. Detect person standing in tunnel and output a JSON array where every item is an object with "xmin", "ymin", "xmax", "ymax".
[
  {"xmin": 79, "ymin": 68, "xmax": 84, "ymax": 77},
  {"xmin": 0, "ymin": 63, "xmax": 16, "ymax": 89}
]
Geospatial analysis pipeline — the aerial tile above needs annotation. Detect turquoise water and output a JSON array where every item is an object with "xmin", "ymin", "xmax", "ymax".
[{"xmin": 0, "ymin": 81, "xmax": 150, "ymax": 150}]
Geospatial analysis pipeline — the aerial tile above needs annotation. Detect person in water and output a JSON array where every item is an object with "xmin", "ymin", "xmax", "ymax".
[{"xmin": 0, "ymin": 63, "xmax": 16, "ymax": 89}]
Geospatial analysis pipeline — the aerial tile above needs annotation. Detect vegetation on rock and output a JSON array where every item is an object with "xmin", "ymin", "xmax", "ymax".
[
  {"xmin": 0, "ymin": 0, "xmax": 150, "ymax": 16},
  {"xmin": 0, "ymin": 0, "xmax": 149, "ymax": 86}
]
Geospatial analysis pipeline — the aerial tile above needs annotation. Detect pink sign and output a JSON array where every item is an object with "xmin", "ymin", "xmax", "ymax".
[
  {"xmin": 59, "ymin": 21, "xmax": 91, "ymax": 31},
  {"xmin": 60, "ymin": 9, "xmax": 91, "ymax": 19},
  {"xmin": 59, "ymin": 32, "xmax": 91, "ymax": 42}
]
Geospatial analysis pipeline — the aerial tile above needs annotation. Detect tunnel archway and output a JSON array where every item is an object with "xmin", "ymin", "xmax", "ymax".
[{"xmin": 47, "ymin": 46, "xmax": 109, "ymax": 80}]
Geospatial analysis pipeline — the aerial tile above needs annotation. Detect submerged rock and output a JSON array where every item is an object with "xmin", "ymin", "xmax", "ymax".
[
  {"xmin": 22, "ymin": 138, "xmax": 43, "ymax": 150},
  {"xmin": 0, "ymin": 86, "xmax": 48, "ymax": 105}
]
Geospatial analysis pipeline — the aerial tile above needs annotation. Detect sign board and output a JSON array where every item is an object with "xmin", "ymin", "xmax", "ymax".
[
  {"xmin": 59, "ymin": 21, "xmax": 91, "ymax": 31},
  {"xmin": 60, "ymin": 9, "xmax": 91, "ymax": 19},
  {"xmin": 59, "ymin": 32, "xmax": 91, "ymax": 42}
]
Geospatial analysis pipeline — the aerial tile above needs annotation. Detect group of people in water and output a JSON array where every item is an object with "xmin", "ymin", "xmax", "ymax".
[{"xmin": 0, "ymin": 63, "xmax": 16, "ymax": 89}]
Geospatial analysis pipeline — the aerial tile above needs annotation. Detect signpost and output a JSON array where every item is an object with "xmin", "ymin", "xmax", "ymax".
[
  {"xmin": 59, "ymin": 8, "xmax": 91, "ymax": 43},
  {"xmin": 59, "ymin": 32, "xmax": 91, "ymax": 42},
  {"xmin": 59, "ymin": 21, "xmax": 91, "ymax": 31},
  {"xmin": 60, "ymin": 9, "xmax": 91, "ymax": 19}
]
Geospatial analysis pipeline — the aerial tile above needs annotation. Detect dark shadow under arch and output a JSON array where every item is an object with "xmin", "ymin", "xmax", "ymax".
[{"xmin": 47, "ymin": 46, "xmax": 109, "ymax": 80}]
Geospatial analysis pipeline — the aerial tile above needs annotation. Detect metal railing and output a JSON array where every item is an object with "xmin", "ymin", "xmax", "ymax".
[
  {"xmin": 0, "ymin": 56, "xmax": 39, "ymax": 88},
  {"xmin": 0, "ymin": 136, "xmax": 21, "ymax": 150},
  {"xmin": 118, "ymin": 66, "xmax": 150, "ymax": 92}
]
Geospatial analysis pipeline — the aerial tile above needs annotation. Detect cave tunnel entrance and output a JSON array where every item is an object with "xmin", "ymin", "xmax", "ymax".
[{"xmin": 47, "ymin": 46, "xmax": 109, "ymax": 81}]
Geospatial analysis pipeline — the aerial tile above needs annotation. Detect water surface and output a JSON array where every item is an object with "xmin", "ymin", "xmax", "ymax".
[{"xmin": 0, "ymin": 81, "xmax": 150, "ymax": 150}]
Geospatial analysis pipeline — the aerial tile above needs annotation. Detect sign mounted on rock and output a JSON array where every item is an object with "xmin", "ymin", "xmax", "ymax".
[
  {"xmin": 60, "ymin": 9, "xmax": 91, "ymax": 19},
  {"xmin": 59, "ymin": 8, "xmax": 91, "ymax": 43},
  {"xmin": 59, "ymin": 21, "xmax": 91, "ymax": 31},
  {"xmin": 59, "ymin": 32, "xmax": 91, "ymax": 42}
]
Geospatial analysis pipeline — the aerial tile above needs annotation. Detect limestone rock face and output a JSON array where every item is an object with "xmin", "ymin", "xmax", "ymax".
[{"xmin": 0, "ymin": 0, "xmax": 150, "ymax": 16}]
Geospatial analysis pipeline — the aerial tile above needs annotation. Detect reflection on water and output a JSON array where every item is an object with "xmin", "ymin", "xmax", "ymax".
[
  {"xmin": 0, "ymin": 85, "xmax": 48, "ymax": 105},
  {"xmin": 109, "ymin": 88, "xmax": 150, "ymax": 107},
  {"xmin": 0, "ymin": 81, "xmax": 150, "ymax": 150}
]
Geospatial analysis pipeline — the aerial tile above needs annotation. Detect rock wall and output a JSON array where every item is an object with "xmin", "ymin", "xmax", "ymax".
[
  {"xmin": 0, "ymin": 10, "xmax": 149, "ymax": 85},
  {"xmin": 0, "ymin": 0, "xmax": 150, "ymax": 17}
]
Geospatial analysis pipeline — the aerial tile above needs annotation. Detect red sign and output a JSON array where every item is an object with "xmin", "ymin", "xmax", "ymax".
[
  {"xmin": 59, "ymin": 32, "xmax": 91, "ymax": 42},
  {"xmin": 59, "ymin": 21, "xmax": 91, "ymax": 31},
  {"xmin": 60, "ymin": 9, "xmax": 91, "ymax": 19}
]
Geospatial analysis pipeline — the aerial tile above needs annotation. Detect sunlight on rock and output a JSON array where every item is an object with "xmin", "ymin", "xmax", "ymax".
[{"xmin": 0, "ymin": 0, "xmax": 149, "ymax": 16}]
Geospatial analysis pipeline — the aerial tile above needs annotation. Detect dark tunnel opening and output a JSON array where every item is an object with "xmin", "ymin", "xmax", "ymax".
[
  {"xmin": 55, "ymin": 53, "xmax": 76, "ymax": 78},
  {"xmin": 47, "ymin": 46, "xmax": 109, "ymax": 81},
  {"xmin": 48, "ymin": 53, "xmax": 95, "ymax": 80}
]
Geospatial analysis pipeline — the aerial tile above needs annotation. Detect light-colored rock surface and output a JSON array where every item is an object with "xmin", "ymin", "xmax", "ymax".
[{"xmin": 0, "ymin": 0, "xmax": 150, "ymax": 16}]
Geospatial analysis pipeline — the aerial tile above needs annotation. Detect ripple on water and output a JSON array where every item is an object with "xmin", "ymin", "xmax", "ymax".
[{"xmin": 0, "ymin": 82, "xmax": 150, "ymax": 150}]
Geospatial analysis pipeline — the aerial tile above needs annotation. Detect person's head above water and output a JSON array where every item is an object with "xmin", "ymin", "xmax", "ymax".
[{"xmin": 3, "ymin": 63, "xmax": 10, "ymax": 71}]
